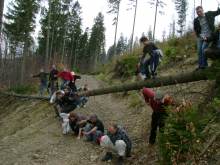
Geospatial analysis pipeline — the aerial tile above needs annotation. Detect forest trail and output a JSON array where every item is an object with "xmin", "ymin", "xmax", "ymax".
[{"xmin": 0, "ymin": 75, "xmax": 153, "ymax": 165}]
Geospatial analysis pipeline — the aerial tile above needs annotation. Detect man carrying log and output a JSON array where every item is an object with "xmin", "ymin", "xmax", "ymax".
[{"xmin": 194, "ymin": 6, "xmax": 220, "ymax": 70}]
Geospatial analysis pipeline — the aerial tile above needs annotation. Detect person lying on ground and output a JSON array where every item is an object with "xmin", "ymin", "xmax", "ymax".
[
  {"xmin": 194, "ymin": 6, "xmax": 220, "ymax": 70},
  {"xmin": 79, "ymin": 114, "xmax": 104, "ymax": 143},
  {"xmin": 100, "ymin": 124, "xmax": 132, "ymax": 165},
  {"xmin": 142, "ymin": 88, "xmax": 174, "ymax": 146},
  {"xmin": 138, "ymin": 36, "xmax": 162, "ymax": 79},
  {"xmin": 32, "ymin": 69, "xmax": 49, "ymax": 96},
  {"xmin": 205, "ymin": 23, "xmax": 220, "ymax": 59},
  {"xmin": 57, "ymin": 68, "xmax": 73, "ymax": 89},
  {"xmin": 48, "ymin": 64, "xmax": 59, "ymax": 96}
]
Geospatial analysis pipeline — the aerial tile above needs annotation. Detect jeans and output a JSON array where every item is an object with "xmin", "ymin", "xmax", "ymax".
[
  {"xmin": 197, "ymin": 38, "xmax": 209, "ymax": 68},
  {"xmin": 150, "ymin": 50, "xmax": 160, "ymax": 75},
  {"xmin": 83, "ymin": 123, "xmax": 103, "ymax": 143},
  {"xmin": 140, "ymin": 58, "xmax": 151, "ymax": 78},
  {"xmin": 50, "ymin": 80, "xmax": 58, "ymax": 96},
  {"xmin": 39, "ymin": 81, "xmax": 47, "ymax": 96},
  {"xmin": 149, "ymin": 111, "xmax": 167, "ymax": 144}
]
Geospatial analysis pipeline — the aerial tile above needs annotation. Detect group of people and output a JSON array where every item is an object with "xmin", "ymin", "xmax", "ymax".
[
  {"xmin": 32, "ymin": 65, "xmax": 81, "ymax": 96},
  {"xmin": 136, "ymin": 6, "xmax": 220, "ymax": 80},
  {"xmin": 50, "ymin": 87, "xmax": 132, "ymax": 165}
]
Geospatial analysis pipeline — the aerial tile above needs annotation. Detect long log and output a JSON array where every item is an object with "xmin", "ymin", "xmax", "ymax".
[
  {"xmin": 0, "ymin": 70, "xmax": 209, "ymax": 99},
  {"xmin": 0, "ymin": 92, "xmax": 50, "ymax": 100},
  {"xmin": 79, "ymin": 70, "xmax": 208, "ymax": 97}
]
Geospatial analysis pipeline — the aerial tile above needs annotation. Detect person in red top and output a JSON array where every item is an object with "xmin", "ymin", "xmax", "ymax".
[
  {"xmin": 142, "ymin": 87, "xmax": 173, "ymax": 145},
  {"xmin": 58, "ymin": 68, "xmax": 73, "ymax": 89}
]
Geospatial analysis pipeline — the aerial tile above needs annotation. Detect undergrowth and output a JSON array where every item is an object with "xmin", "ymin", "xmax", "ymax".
[{"xmin": 8, "ymin": 84, "xmax": 38, "ymax": 95}]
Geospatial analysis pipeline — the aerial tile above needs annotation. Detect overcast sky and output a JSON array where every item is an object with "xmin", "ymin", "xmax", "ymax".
[{"xmin": 3, "ymin": 0, "xmax": 220, "ymax": 49}]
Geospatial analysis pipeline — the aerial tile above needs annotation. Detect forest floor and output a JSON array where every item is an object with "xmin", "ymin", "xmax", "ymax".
[{"xmin": 0, "ymin": 57, "xmax": 217, "ymax": 165}]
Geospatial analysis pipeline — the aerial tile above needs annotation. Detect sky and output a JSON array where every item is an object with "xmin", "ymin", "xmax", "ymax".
[{"xmin": 3, "ymin": 0, "xmax": 220, "ymax": 50}]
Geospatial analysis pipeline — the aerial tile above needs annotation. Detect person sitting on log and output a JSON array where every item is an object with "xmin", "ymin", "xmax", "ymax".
[
  {"xmin": 138, "ymin": 36, "xmax": 162, "ymax": 79},
  {"xmin": 32, "ymin": 68, "xmax": 49, "ymax": 96},
  {"xmin": 80, "ymin": 114, "xmax": 104, "ymax": 143},
  {"xmin": 100, "ymin": 124, "xmax": 132, "ymax": 165},
  {"xmin": 205, "ymin": 23, "xmax": 220, "ymax": 59},
  {"xmin": 142, "ymin": 88, "xmax": 174, "ymax": 146}
]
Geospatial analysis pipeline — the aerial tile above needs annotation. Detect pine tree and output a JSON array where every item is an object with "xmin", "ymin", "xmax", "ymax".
[
  {"xmin": 116, "ymin": 34, "xmax": 127, "ymax": 55},
  {"xmin": 0, "ymin": 0, "xmax": 5, "ymax": 66},
  {"xmin": 87, "ymin": 12, "xmax": 105, "ymax": 70},
  {"xmin": 147, "ymin": 26, "xmax": 153, "ymax": 40},
  {"xmin": 107, "ymin": 0, "xmax": 121, "ymax": 57},
  {"xmin": 174, "ymin": 0, "xmax": 188, "ymax": 36}
]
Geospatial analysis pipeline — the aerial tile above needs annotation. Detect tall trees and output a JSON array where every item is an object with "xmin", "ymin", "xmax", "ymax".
[
  {"xmin": 174, "ymin": 0, "xmax": 188, "ymax": 36},
  {"xmin": 107, "ymin": 0, "xmax": 121, "ymax": 57},
  {"xmin": 87, "ymin": 12, "xmax": 105, "ymax": 70},
  {"xmin": 0, "ymin": 0, "xmax": 5, "ymax": 65},
  {"xmin": 4, "ymin": 0, "xmax": 39, "ymax": 82},
  {"xmin": 148, "ymin": 0, "xmax": 166, "ymax": 40}
]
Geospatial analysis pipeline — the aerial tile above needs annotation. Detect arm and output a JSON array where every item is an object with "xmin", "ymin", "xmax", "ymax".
[
  {"xmin": 84, "ymin": 126, "xmax": 97, "ymax": 135},
  {"xmin": 209, "ymin": 7, "xmax": 220, "ymax": 17},
  {"xmin": 77, "ymin": 128, "xmax": 82, "ymax": 139}
]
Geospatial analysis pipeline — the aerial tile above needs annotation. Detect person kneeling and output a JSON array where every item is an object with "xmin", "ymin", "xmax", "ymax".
[{"xmin": 100, "ymin": 124, "xmax": 132, "ymax": 165}]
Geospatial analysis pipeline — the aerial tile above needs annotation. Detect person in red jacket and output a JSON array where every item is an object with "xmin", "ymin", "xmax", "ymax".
[
  {"xmin": 58, "ymin": 68, "xmax": 73, "ymax": 89},
  {"xmin": 142, "ymin": 87, "xmax": 173, "ymax": 145}
]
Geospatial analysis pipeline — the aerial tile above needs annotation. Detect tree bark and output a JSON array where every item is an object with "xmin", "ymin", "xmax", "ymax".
[
  {"xmin": 130, "ymin": 0, "xmax": 138, "ymax": 53},
  {"xmin": 153, "ymin": 0, "xmax": 159, "ymax": 41},
  {"xmin": 79, "ymin": 70, "xmax": 208, "ymax": 97},
  {"xmin": 0, "ymin": 0, "xmax": 5, "ymax": 67}
]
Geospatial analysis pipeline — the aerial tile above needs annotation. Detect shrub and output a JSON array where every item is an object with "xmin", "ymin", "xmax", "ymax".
[{"xmin": 8, "ymin": 84, "xmax": 38, "ymax": 95}]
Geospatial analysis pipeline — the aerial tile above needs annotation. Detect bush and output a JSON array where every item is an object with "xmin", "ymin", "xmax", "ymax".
[
  {"xmin": 158, "ymin": 101, "xmax": 214, "ymax": 164},
  {"xmin": 8, "ymin": 84, "xmax": 38, "ymax": 95},
  {"xmin": 113, "ymin": 55, "xmax": 139, "ymax": 79}
]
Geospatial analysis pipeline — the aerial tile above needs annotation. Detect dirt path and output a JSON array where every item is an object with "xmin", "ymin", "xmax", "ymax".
[{"xmin": 0, "ymin": 76, "xmax": 152, "ymax": 165}]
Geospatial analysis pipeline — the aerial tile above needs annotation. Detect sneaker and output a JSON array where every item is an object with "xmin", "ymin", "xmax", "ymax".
[
  {"xmin": 117, "ymin": 156, "xmax": 124, "ymax": 165},
  {"xmin": 101, "ymin": 152, "xmax": 113, "ymax": 162}
]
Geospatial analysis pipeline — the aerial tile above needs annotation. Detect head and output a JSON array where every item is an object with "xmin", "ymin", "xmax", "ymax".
[
  {"xmin": 139, "ymin": 36, "xmax": 149, "ymax": 45},
  {"xmin": 196, "ymin": 6, "xmax": 204, "ymax": 17},
  {"xmin": 108, "ymin": 124, "xmax": 118, "ymax": 135},
  {"xmin": 52, "ymin": 64, "xmax": 56, "ymax": 69},
  {"xmin": 89, "ymin": 114, "xmax": 98, "ymax": 123},
  {"xmin": 63, "ymin": 68, "xmax": 67, "ymax": 72},
  {"xmin": 56, "ymin": 90, "xmax": 65, "ymax": 99},
  {"xmin": 63, "ymin": 87, "xmax": 71, "ymax": 94},
  {"xmin": 40, "ymin": 68, "xmax": 44, "ymax": 72},
  {"xmin": 69, "ymin": 112, "xmax": 78, "ymax": 121},
  {"xmin": 154, "ymin": 90, "xmax": 165, "ymax": 101}
]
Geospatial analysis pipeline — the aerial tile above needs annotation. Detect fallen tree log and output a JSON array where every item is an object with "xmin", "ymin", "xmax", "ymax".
[
  {"xmin": 0, "ymin": 70, "xmax": 209, "ymax": 99},
  {"xmin": 79, "ymin": 70, "xmax": 208, "ymax": 97}
]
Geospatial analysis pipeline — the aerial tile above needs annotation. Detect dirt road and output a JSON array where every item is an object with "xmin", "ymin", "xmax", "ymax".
[{"xmin": 0, "ymin": 75, "xmax": 152, "ymax": 165}]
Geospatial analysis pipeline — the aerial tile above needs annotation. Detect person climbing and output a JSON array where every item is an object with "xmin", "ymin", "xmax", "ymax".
[
  {"xmin": 205, "ymin": 23, "xmax": 220, "ymax": 59},
  {"xmin": 139, "ymin": 36, "xmax": 162, "ymax": 79},
  {"xmin": 57, "ymin": 68, "xmax": 73, "ymax": 89},
  {"xmin": 194, "ymin": 6, "xmax": 220, "ymax": 70},
  {"xmin": 32, "ymin": 69, "xmax": 49, "ymax": 96},
  {"xmin": 48, "ymin": 64, "xmax": 59, "ymax": 96},
  {"xmin": 100, "ymin": 124, "xmax": 132, "ymax": 165},
  {"xmin": 81, "ymin": 114, "xmax": 104, "ymax": 143},
  {"xmin": 142, "ymin": 88, "xmax": 174, "ymax": 145}
]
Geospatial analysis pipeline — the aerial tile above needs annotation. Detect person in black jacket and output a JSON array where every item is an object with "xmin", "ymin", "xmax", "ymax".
[
  {"xmin": 205, "ymin": 23, "xmax": 220, "ymax": 59},
  {"xmin": 100, "ymin": 124, "xmax": 132, "ymax": 165},
  {"xmin": 33, "ymin": 69, "xmax": 49, "ymax": 96},
  {"xmin": 49, "ymin": 65, "xmax": 59, "ymax": 95},
  {"xmin": 194, "ymin": 6, "xmax": 220, "ymax": 70}
]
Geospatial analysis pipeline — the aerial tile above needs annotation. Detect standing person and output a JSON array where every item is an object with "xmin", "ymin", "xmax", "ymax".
[
  {"xmin": 142, "ymin": 88, "xmax": 173, "ymax": 145},
  {"xmin": 100, "ymin": 124, "xmax": 132, "ymax": 165},
  {"xmin": 49, "ymin": 64, "xmax": 59, "ymax": 95},
  {"xmin": 194, "ymin": 6, "xmax": 220, "ymax": 70},
  {"xmin": 57, "ymin": 68, "xmax": 73, "ymax": 89},
  {"xmin": 33, "ymin": 69, "xmax": 49, "ymax": 96},
  {"xmin": 205, "ymin": 23, "xmax": 220, "ymax": 59},
  {"xmin": 139, "ymin": 36, "xmax": 161, "ymax": 79}
]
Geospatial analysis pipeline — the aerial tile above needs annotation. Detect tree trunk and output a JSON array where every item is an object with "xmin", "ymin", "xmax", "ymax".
[
  {"xmin": 79, "ymin": 70, "xmax": 209, "ymax": 97},
  {"xmin": 0, "ymin": 0, "xmax": 5, "ymax": 67},
  {"xmin": 45, "ymin": 0, "xmax": 51, "ymax": 65},
  {"xmin": 153, "ymin": 0, "xmax": 159, "ymax": 41},
  {"xmin": 113, "ymin": 2, "xmax": 120, "ymax": 57},
  {"xmin": 130, "ymin": 0, "xmax": 138, "ymax": 53}
]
